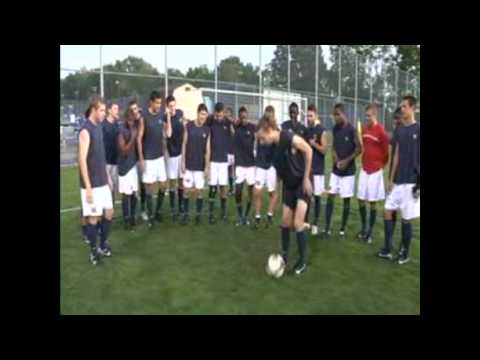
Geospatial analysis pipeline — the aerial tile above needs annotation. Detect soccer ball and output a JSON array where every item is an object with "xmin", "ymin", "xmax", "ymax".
[{"xmin": 266, "ymin": 254, "xmax": 285, "ymax": 278}]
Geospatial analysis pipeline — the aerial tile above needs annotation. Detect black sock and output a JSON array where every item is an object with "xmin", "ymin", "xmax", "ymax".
[
  {"xmin": 130, "ymin": 194, "xmax": 137, "ymax": 222},
  {"xmin": 146, "ymin": 194, "xmax": 153, "ymax": 219},
  {"xmin": 383, "ymin": 219, "xmax": 394, "ymax": 253},
  {"xmin": 208, "ymin": 186, "xmax": 216, "ymax": 217},
  {"xmin": 183, "ymin": 197, "xmax": 190, "ymax": 216},
  {"xmin": 140, "ymin": 183, "xmax": 146, "ymax": 211},
  {"xmin": 235, "ymin": 184, "xmax": 242, "ymax": 218},
  {"xmin": 236, "ymin": 204, "xmax": 243, "ymax": 219},
  {"xmin": 368, "ymin": 208, "xmax": 377, "ymax": 236},
  {"xmin": 325, "ymin": 196, "xmax": 334, "ymax": 231},
  {"xmin": 401, "ymin": 222, "xmax": 412, "ymax": 256},
  {"xmin": 313, "ymin": 196, "xmax": 321, "ymax": 225},
  {"xmin": 220, "ymin": 197, "xmax": 227, "ymax": 218},
  {"xmin": 86, "ymin": 223, "xmax": 98, "ymax": 253},
  {"xmin": 359, "ymin": 203, "xmax": 367, "ymax": 233},
  {"xmin": 229, "ymin": 175, "xmax": 234, "ymax": 192},
  {"xmin": 169, "ymin": 189, "xmax": 175, "ymax": 213},
  {"xmin": 245, "ymin": 201, "xmax": 251, "ymax": 218},
  {"xmin": 196, "ymin": 198, "xmax": 203, "ymax": 215},
  {"xmin": 340, "ymin": 198, "xmax": 351, "ymax": 231},
  {"xmin": 391, "ymin": 211, "xmax": 397, "ymax": 234},
  {"xmin": 122, "ymin": 194, "xmax": 130, "ymax": 223},
  {"xmin": 281, "ymin": 225, "xmax": 290, "ymax": 263},
  {"xmin": 155, "ymin": 189, "xmax": 165, "ymax": 214},
  {"xmin": 100, "ymin": 218, "xmax": 111, "ymax": 249},
  {"xmin": 304, "ymin": 199, "xmax": 311, "ymax": 223},
  {"xmin": 177, "ymin": 188, "xmax": 184, "ymax": 213},
  {"xmin": 296, "ymin": 230, "xmax": 306, "ymax": 264}
]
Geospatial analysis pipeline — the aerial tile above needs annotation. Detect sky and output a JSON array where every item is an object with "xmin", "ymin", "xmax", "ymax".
[{"xmin": 60, "ymin": 45, "xmax": 331, "ymax": 78}]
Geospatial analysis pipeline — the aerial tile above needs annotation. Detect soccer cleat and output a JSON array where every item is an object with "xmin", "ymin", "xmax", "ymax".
[
  {"xmin": 243, "ymin": 217, "xmax": 250, "ymax": 226},
  {"xmin": 147, "ymin": 220, "xmax": 154, "ymax": 229},
  {"xmin": 208, "ymin": 215, "xmax": 216, "ymax": 225},
  {"xmin": 339, "ymin": 230, "xmax": 346, "ymax": 238},
  {"xmin": 253, "ymin": 216, "xmax": 261, "ymax": 229},
  {"xmin": 321, "ymin": 229, "xmax": 332, "ymax": 238},
  {"xmin": 267, "ymin": 215, "xmax": 273, "ymax": 227},
  {"xmin": 365, "ymin": 235, "xmax": 373, "ymax": 244},
  {"xmin": 235, "ymin": 218, "xmax": 243, "ymax": 227},
  {"xmin": 304, "ymin": 223, "xmax": 311, "ymax": 231},
  {"xmin": 141, "ymin": 211, "xmax": 149, "ymax": 222},
  {"xmin": 83, "ymin": 236, "xmax": 90, "ymax": 245},
  {"xmin": 180, "ymin": 214, "xmax": 189, "ymax": 225},
  {"xmin": 154, "ymin": 212, "xmax": 163, "ymax": 223},
  {"xmin": 398, "ymin": 254, "xmax": 410, "ymax": 265},
  {"xmin": 293, "ymin": 262, "xmax": 307, "ymax": 275},
  {"xmin": 89, "ymin": 251, "xmax": 99, "ymax": 265},
  {"xmin": 311, "ymin": 225, "xmax": 318, "ymax": 236},
  {"xmin": 99, "ymin": 245, "xmax": 112, "ymax": 257},
  {"xmin": 377, "ymin": 250, "xmax": 393, "ymax": 260},
  {"xmin": 356, "ymin": 231, "xmax": 367, "ymax": 240}
]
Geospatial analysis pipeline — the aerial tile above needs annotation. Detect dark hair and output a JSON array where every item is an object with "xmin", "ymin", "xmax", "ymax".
[
  {"xmin": 197, "ymin": 103, "xmax": 208, "ymax": 113},
  {"xmin": 85, "ymin": 108, "xmax": 91, "ymax": 118},
  {"xmin": 150, "ymin": 91, "xmax": 162, "ymax": 102},
  {"xmin": 289, "ymin": 102, "xmax": 299, "ymax": 111},
  {"xmin": 214, "ymin": 102, "xmax": 225, "ymax": 113},
  {"xmin": 402, "ymin": 95, "xmax": 416, "ymax": 108},
  {"xmin": 258, "ymin": 106, "xmax": 277, "ymax": 131},
  {"xmin": 166, "ymin": 95, "xmax": 175, "ymax": 105},
  {"xmin": 334, "ymin": 103, "xmax": 345, "ymax": 113},
  {"xmin": 125, "ymin": 108, "xmax": 136, "ymax": 124},
  {"xmin": 85, "ymin": 95, "xmax": 105, "ymax": 118},
  {"xmin": 225, "ymin": 107, "xmax": 233, "ymax": 113},
  {"xmin": 107, "ymin": 102, "xmax": 118, "ymax": 110},
  {"xmin": 307, "ymin": 104, "xmax": 317, "ymax": 113},
  {"xmin": 128, "ymin": 99, "xmax": 138, "ymax": 108},
  {"xmin": 365, "ymin": 103, "xmax": 378, "ymax": 113},
  {"xmin": 238, "ymin": 106, "xmax": 247, "ymax": 115}
]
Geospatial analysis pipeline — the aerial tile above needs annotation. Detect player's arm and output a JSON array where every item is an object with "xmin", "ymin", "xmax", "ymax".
[
  {"xmin": 137, "ymin": 116, "xmax": 145, "ymax": 170},
  {"xmin": 292, "ymin": 134, "xmax": 313, "ymax": 196},
  {"xmin": 338, "ymin": 130, "xmax": 362, "ymax": 170},
  {"xmin": 389, "ymin": 144, "xmax": 399, "ymax": 191},
  {"xmin": 204, "ymin": 133, "xmax": 211, "ymax": 177},
  {"xmin": 164, "ymin": 111, "xmax": 172, "ymax": 138},
  {"xmin": 181, "ymin": 123, "xmax": 188, "ymax": 173},
  {"xmin": 309, "ymin": 131, "xmax": 328, "ymax": 155},
  {"xmin": 78, "ymin": 129, "xmax": 93, "ymax": 203},
  {"xmin": 117, "ymin": 128, "xmax": 137, "ymax": 156},
  {"xmin": 380, "ymin": 128, "xmax": 389, "ymax": 167}
]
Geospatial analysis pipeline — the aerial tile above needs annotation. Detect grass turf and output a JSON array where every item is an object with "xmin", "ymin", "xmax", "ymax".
[{"xmin": 60, "ymin": 153, "xmax": 420, "ymax": 315}]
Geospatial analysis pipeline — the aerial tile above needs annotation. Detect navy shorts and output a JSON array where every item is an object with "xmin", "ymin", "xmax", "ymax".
[{"xmin": 282, "ymin": 182, "xmax": 310, "ymax": 210}]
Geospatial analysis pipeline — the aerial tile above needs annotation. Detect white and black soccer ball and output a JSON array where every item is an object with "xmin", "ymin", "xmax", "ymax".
[{"xmin": 266, "ymin": 254, "xmax": 285, "ymax": 278}]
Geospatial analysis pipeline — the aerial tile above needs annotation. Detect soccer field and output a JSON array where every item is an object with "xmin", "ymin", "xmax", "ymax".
[{"xmin": 60, "ymin": 153, "xmax": 420, "ymax": 315}]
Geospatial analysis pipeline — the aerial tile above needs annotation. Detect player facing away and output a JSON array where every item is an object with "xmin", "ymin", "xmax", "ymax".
[
  {"xmin": 253, "ymin": 106, "xmax": 278, "ymax": 228},
  {"xmin": 225, "ymin": 107, "xmax": 236, "ymax": 196},
  {"xmin": 323, "ymin": 103, "xmax": 363, "ymax": 238},
  {"xmin": 356, "ymin": 103, "xmax": 389, "ymax": 244},
  {"xmin": 180, "ymin": 103, "xmax": 211, "ymax": 225},
  {"xmin": 165, "ymin": 95, "xmax": 185, "ymax": 222},
  {"xmin": 137, "ymin": 91, "xmax": 172, "ymax": 228},
  {"xmin": 257, "ymin": 115, "xmax": 313, "ymax": 275},
  {"xmin": 117, "ymin": 108, "xmax": 139, "ymax": 230},
  {"xmin": 378, "ymin": 96, "xmax": 420, "ymax": 264},
  {"xmin": 102, "ymin": 102, "xmax": 120, "ymax": 205},
  {"xmin": 78, "ymin": 96, "xmax": 114, "ymax": 265},
  {"xmin": 389, "ymin": 107, "xmax": 403, "ymax": 235},
  {"xmin": 206, "ymin": 102, "xmax": 234, "ymax": 224},
  {"xmin": 305, "ymin": 105, "xmax": 328, "ymax": 236},
  {"xmin": 233, "ymin": 106, "xmax": 256, "ymax": 226}
]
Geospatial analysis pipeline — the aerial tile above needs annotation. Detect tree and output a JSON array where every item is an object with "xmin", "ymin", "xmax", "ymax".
[{"xmin": 185, "ymin": 65, "xmax": 214, "ymax": 80}]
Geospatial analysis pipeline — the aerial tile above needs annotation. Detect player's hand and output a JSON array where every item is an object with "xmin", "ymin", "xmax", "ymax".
[
  {"xmin": 86, "ymin": 188, "xmax": 94, "ymax": 204},
  {"xmin": 336, "ymin": 160, "xmax": 346, "ymax": 170},
  {"xmin": 139, "ymin": 159, "xmax": 145, "ymax": 173},
  {"xmin": 412, "ymin": 185, "xmax": 420, "ymax": 199},
  {"xmin": 309, "ymin": 138, "xmax": 316, "ymax": 146},
  {"xmin": 303, "ymin": 178, "xmax": 313, "ymax": 197}
]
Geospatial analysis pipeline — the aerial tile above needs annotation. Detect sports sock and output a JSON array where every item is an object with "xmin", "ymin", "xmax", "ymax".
[
  {"xmin": 140, "ymin": 183, "xmax": 146, "ymax": 212},
  {"xmin": 208, "ymin": 186, "xmax": 216, "ymax": 217},
  {"xmin": 340, "ymin": 198, "xmax": 351, "ymax": 231},
  {"xmin": 359, "ymin": 203, "xmax": 367, "ymax": 233},
  {"xmin": 391, "ymin": 211, "xmax": 397, "ymax": 234},
  {"xmin": 86, "ymin": 223, "xmax": 98, "ymax": 253},
  {"xmin": 146, "ymin": 194, "xmax": 153, "ymax": 219},
  {"xmin": 196, "ymin": 198, "xmax": 203, "ymax": 215},
  {"xmin": 177, "ymin": 188, "xmax": 184, "ymax": 213},
  {"xmin": 368, "ymin": 208, "xmax": 377, "ymax": 236},
  {"xmin": 325, "ymin": 196, "xmax": 334, "ymax": 232},
  {"xmin": 122, "ymin": 194, "xmax": 130, "ymax": 223},
  {"xmin": 401, "ymin": 222, "xmax": 412, "ymax": 256},
  {"xmin": 281, "ymin": 225, "xmax": 290, "ymax": 263},
  {"xmin": 220, "ymin": 197, "xmax": 227, "ymax": 218},
  {"xmin": 100, "ymin": 217, "xmax": 112, "ymax": 249},
  {"xmin": 155, "ymin": 189, "xmax": 165, "ymax": 214},
  {"xmin": 169, "ymin": 189, "xmax": 175, "ymax": 213},
  {"xmin": 183, "ymin": 197, "xmax": 190, "ymax": 216},
  {"xmin": 313, "ymin": 196, "xmax": 321, "ymax": 226},
  {"xmin": 383, "ymin": 219, "xmax": 394, "ymax": 253},
  {"xmin": 130, "ymin": 194, "xmax": 137, "ymax": 221}
]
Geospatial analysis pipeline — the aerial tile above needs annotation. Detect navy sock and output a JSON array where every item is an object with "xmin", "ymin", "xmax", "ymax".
[
  {"xmin": 340, "ymin": 198, "xmax": 351, "ymax": 231},
  {"xmin": 296, "ymin": 230, "xmax": 306, "ymax": 264},
  {"xmin": 304, "ymin": 199, "xmax": 311, "ymax": 223},
  {"xmin": 177, "ymin": 188, "xmax": 184, "ymax": 213},
  {"xmin": 383, "ymin": 219, "xmax": 394, "ymax": 253},
  {"xmin": 169, "ymin": 190, "xmax": 175, "ymax": 213},
  {"xmin": 86, "ymin": 223, "xmax": 97, "ymax": 252},
  {"xmin": 359, "ymin": 203, "xmax": 367, "ymax": 233},
  {"xmin": 391, "ymin": 211, "xmax": 397, "ymax": 234},
  {"xmin": 130, "ymin": 194, "xmax": 137, "ymax": 221},
  {"xmin": 140, "ymin": 183, "xmax": 146, "ymax": 211},
  {"xmin": 244, "ymin": 201, "xmax": 251, "ymax": 218},
  {"xmin": 368, "ymin": 208, "xmax": 377, "ymax": 236},
  {"xmin": 122, "ymin": 194, "xmax": 130, "ymax": 223},
  {"xmin": 401, "ymin": 222, "xmax": 412, "ymax": 256},
  {"xmin": 183, "ymin": 197, "xmax": 190, "ymax": 216},
  {"xmin": 100, "ymin": 218, "xmax": 111, "ymax": 249},
  {"xmin": 196, "ymin": 198, "xmax": 203, "ymax": 215},
  {"xmin": 235, "ymin": 184, "xmax": 242, "ymax": 218},
  {"xmin": 281, "ymin": 226, "xmax": 290, "ymax": 263},
  {"xmin": 146, "ymin": 194, "xmax": 153, "ymax": 219},
  {"xmin": 208, "ymin": 186, "xmax": 216, "ymax": 216},
  {"xmin": 313, "ymin": 196, "xmax": 321, "ymax": 225},
  {"xmin": 237, "ymin": 204, "xmax": 243, "ymax": 219},
  {"xmin": 229, "ymin": 175, "xmax": 234, "ymax": 192},
  {"xmin": 155, "ymin": 189, "xmax": 165, "ymax": 214},
  {"xmin": 220, "ymin": 197, "xmax": 227, "ymax": 218},
  {"xmin": 325, "ymin": 196, "xmax": 334, "ymax": 231}
]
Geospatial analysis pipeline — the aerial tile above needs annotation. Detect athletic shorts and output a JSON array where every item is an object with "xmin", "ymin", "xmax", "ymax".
[
  {"xmin": 183, "ymin": 170, "xmax": 205, "ymax": 190},
  {"xmin": 384, "ymin": 184, "xmax": 420, "ymax": 220},
  {"xmin": 282, "ymin": 182, "xmax": 310, "ymax": 210},
  {"xmin": 254, "ymin": 166, "xmax": 277, "ymax": 192},
  {"xmin": 80, "ymin": 184, "xmax": 113, "ymax": 217},
  {"xmin": 166, "ymin": 155, "xmax": 183, "ymax": 180},
  {"xmin": 328, "ymin": 173, "xmax": 355, "ymax": 198},
  {"xmin": 142, "ymin": 156, "xmax": 167, "ymax": 184},
  {"xmin": 106, "ymin": 164, "xmax": 118, "ymax": 192},
  {"xmin": 209, "ymin": 162, "xmax": 229, "ymax": 186},
  {"xmin": 235, "ymin": 166, "xmax": 255, "ymax": 186},
  {"xmin": 356, "ymin": 168, "xmax": 385, "ymax": 202},
  {"xmin": 313, "ymin": 174, "xmax": 325, "ymax": 196},
  {"xmin": 118, "ymin": 166, "xmax": 139, "ymax": 195}
]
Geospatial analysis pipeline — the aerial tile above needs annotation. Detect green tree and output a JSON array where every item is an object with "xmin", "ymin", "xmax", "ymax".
[{"xmin": 185, "ymin": 65, "xmax": 214, "ymax": 80}]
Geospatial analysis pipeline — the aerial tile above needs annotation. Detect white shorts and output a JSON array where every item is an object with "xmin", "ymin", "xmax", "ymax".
[
  {"xmin": 118, "ymin": 167, "xmax": 139, "ymax": 195},
  {"xmin": 384, "ymin": 184, "xmax": 420, "ymax": 220},
  {"xmin": 235, "ymin": 166, "xmax": 255, "ymax": 186},
  {"xmin": 228, "ymin": 154, "xmax": 235, "ymax": 166},
  {"xmin": 106, "ymin": 164, "xmax": 118, "ymax": 192},
  {"xmin": 183, "ymin": 170, "xmax": 205, "ymax": 190},
  {"xmin": 328, "ymin": 173, "xmax": 355, "ymax": 198},
  {"xmin": 209, "ymin": 162, "xmax": 229, "ymax": 186},
  {"xmin": 313, "ymin": 175, "xmax": 326, "ymax": 196},
  {"xmin": 166, "ymin": 155, "xmax": 183, "ymax": 180},
  {"xmin": 142, "ymin": 156, "xmax": 167, "ymax": 184},
  {"xmin": 356, "ymin": 168, "xmax": 385, "ymax": 202},
  {"xmin": 80, "ymin": 185, "xmax": 113, "ymax": 217},
  {"xmin": 254, "ymin": 166, "xmax": 277, "ymax": 192}
]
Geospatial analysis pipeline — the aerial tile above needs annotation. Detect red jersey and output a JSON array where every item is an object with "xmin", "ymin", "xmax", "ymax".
[{"xmin": 361, "ymin": 122, "xmax": 389, "ymax": 174}]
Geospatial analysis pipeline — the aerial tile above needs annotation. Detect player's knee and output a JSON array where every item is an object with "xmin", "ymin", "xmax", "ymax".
[
  {"xmin": 88, "ymin": 216, "xmax": 99, "ymax": 225},
  {"xmin": 104, "ymin": 209, "xmax": 114, "ymax": 220},
  {"xmin": 369, "ymin": 201, "xmax": 377, "ymax": 210},
  {"xmin": 294, "ymin": 218, "xmax": 305, "ymax": 231}
]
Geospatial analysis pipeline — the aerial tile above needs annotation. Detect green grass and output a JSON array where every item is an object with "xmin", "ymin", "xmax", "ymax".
[{"xmin": 60, "ymin": 154, "xmax": 420, "ymax": 315}]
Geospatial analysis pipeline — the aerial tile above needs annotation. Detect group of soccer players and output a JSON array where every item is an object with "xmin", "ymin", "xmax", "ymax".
[{"xmin": 77, "ymin": 91, "xmax": 420, "ymax": 273}]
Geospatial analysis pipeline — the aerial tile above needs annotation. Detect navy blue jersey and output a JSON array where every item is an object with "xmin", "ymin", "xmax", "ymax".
[
  {"xmin": 255, "ymin": 140, "xmax": 276, "ymax": 169},
  {"xmin": 79, "ymin": 120, "xmax": 108, "ymax": 189},
  {"xmin": 185, "ymin": 121, "xmax": 210, "ymax": 171},
  {"xmin": 233, "ymin": 122, "xmax": 256, "ymax": 167},
  {"xmin": 142, "ymin": 109, "xmax": 164, "ymax": 160},
  {"xmin": 101, "ymin": 119, "xmax": 119, "ymax": 165},
  {"xmin": 207, "ymin": 115, "xmax": 232, "ymax": 163},
  {"xmin": 117, "ymin": 125, "xmax": 138, "ymax": 176},
  {"xmin": 273, "ymin": 130, "xmax": 305, "ymax": 188},
  {"xmin": 167, "ymin": 109, "xmax": 184, "ymax": 157},
  {"xmin": 332, "ymin": 122, "xmax": 356, "ymax": 176},
  {"xmin": 306, "ymin": 123, "xmax": 326, "ymax": 175},
  {"xmin": 227, "ymin": 117, "xmax": 235, "ymax": 154},
  {"xmin": 281, "ymin": 119, "xmax": 308, "ymax": 140},
  {"xmin": 393, "ymin": 122, "xmax": 420, "ymax": 185}
]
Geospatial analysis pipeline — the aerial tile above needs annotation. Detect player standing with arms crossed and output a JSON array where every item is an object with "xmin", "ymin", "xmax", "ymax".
[{"xmin": 378, "ymin": 96, "xmax": 420, "ymax": 264}]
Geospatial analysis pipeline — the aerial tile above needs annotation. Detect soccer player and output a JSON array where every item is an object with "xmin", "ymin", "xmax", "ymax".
[
  {"xmin": 117, "ymin": 107, "xmax": 139, "ymax": 230},
  {"xmin": 253, "ymin": 106, "xmax": 278, "ymax": 228},
  {"xmin": 137, "ymin": 91, "xmax": 172, "ymax": 228},
  {"xmin": 78, "ymin": 96, "xmax": 114, "ymax": 265},
  {"xmin": 356, "ymin": 103, "xmax": 389, "ymax": 244},
  {"xmin": 180, "ymin": 103, "xmax": 211, "ymax": 225},
  {"xmin": 233, "ymin": 106, "xmax": 256, "ymax": 226},
  {"xmin": 281, "ymin": 102, "xmax": 307, "ymax": 138},
  {"xmin": 225, "ymin": 107, "xmax": 236, "ymax": 196},
  {"xmin": 165, "ymin": 95, "xmax": 185, "ymax": 222},
  {"xmin": 305, "ymin": 104, "xmax": 327, "ymax": 236},
  {"xmin": 323, "ymin": 103, "xmax": 362, "ymax": 238},
  {"xmin": 256, "ymin": 113, "xmax": 313, "ymax": 275},
  {"xmin": 206, "ymin": 102, "xmax": 234, "ymax": 224},
  {"xmin": 102, "ymin": 102, "xmax": 120, "ymax": 204},
  {"xmin": 378, "ymin": 96, "xmax": 420, "ymax": 264},
  {"xmin": 389, "ymin": 107, "xmax": 403, "ymax": 234}
]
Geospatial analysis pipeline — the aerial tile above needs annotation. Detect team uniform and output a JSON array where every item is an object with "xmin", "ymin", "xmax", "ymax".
[
  {"xmin": 142, "ymin": 110, "xmax": 167, "ymax": 184},
  {"xmin": 281, "ymin": 119, "xmax": 308, "ymax": 140},
  {"xmin": 306, "ymin": 122, "xmax": 326, "ymax": 196},
  {"xmin": 233, "ymin": 122, "xmax": 256, "ymax": 186},
  {"xmin": 166, "ymin": 109, "xmax": 184, "ymax": 180},
  {"xmin": 102, "ymin": 118, "xmax": 119, "ymax": 193},
  {"xmin": 254, "ymin": 141, "xmax": 277, "ymax": 193},
  {"xmin": 183, "ymin": 121, "xmax": 210, "ymax": 190},
  {"xmin": 207, "ymin": 116, "xmax": 232, "ymax": 186}
]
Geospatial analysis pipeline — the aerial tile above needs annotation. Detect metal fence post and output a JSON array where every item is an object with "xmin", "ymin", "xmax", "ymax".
[
  {"xmin": 395, "ymin": 66, "xmax": 399, "ymax": 104},
  {"xmin": 368, "ymin": 59, "xmax": 373, "ymax": 103},
  {"xmin": 259, "ymin": 45, "xmax": 262, "ymax": 118},
  {"xmin": 354, "ymin": 54, "xmax": 358, "ymax": 122},
  {"xmin": 406, "ymin": 70, "xmax": 409, "ymax": 94},
  {"xmin": 99, "ymin": 45, "xmax": 104, "ymax": 97},
  {"xmin": 287, "ymin": 45, "xmax": 291, "ymax": 94},
  {"xmin": 315, "ymin": 45, "xmax": 319, "ymax": 111},
  {"xmin": 214, "ymin": 45, "xmax": 218, "ymax": 103},
  {"xmin": 165, "ymin": 45, "xmax": 168, "ymax": 96},
  {"xmin": 338, "ymin": 45, "xmax": 342, "ymax": 100}
]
